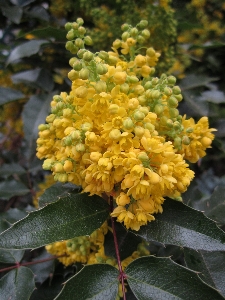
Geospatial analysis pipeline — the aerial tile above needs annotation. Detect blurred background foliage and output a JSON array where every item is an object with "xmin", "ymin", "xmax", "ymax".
[{"xmin": 0, "ymin": 0, "xmax": 225, "ymax": 299}]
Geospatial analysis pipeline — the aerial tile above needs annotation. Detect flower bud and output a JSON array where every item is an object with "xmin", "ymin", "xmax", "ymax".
[
  {"xmin": 72, "ymin": 22, "xmax": 79, "ymax": 30},
  {"xmin": 146, "ymin": 47, "xmax": 155, "ymax": 57},
  {"xmin": 126, "ymin": 75, "xmax": 139, "ymax": 83},
  {"xmin": 137, "ymin": 36, "xmax": 145, "ymax": 44},
  {"xmin": 120, "ymin": 83, "xmax": 129, "ymax": 94},
  {"xmin": 138, "ymin": 152, "xmax": 149, "ymax": 162},
  {"xmin": 66, "ymin": 29, "xmax": 75, "ymax": 40},
  {"xmin": 134, "ymin": 126, "xmax": 145, "ymax": 137},
  {"xmin": 107, "ymin": 55, "xmax": 118, "ymax": 66},
  {"xmin": 113, "ymin": 39, "xmax": 122, "ymax": 49},
  {"xmin": 128, "ymin": 98, "xmax": 139, "ymax": 109},
  {"xmin": 42, "ymin": 159, "xmax": 53, "ymax": 170},
  {"xmin": 78, "ymin": 26, "xmax": 86, "ymax": 35},
  {"xmin": 69, "ymin": 57, "xmax": 78, "ymax": 67},
  {"xmin": 71, "ymin": 130, "xmax": 81, "ymax": 140},
  {"xmin": 53, "ymin": 163, "xmax": 64, "ymax": 173},
  {"xmin": 109, "ymin": 129, "xmax": 121, "ymax": 140},
  {"xmin": 46, "ymin": 114, "xmax": 55, "ymax": 123},
  {"xmin": 81, "ymin": 122, "xmax": 93, "ymax": 132},
  {"xmin": 135, "ymin": 54, "xmax": 146, "ymax": 67},
  {"xmin": 186, "ymin": 127, "xmax": 193, "ymax": 133},
  {"xmin": 154, "ymin": 104, "xmax": 164, "ymax": 115},
  {"xmin": 76, "ymin": 143, "xmax": 85, "ymax": 152},
  {"xmin": 63, "ymin": 160, "xmax": 73, "ymax": 172},
  {"xmin": 174, "ymin": 94, "xmax": 183, "ymax": 102},
  {"xmin": 83, "ymin": 51, "xmax": 94, "ymax": 61},
  {"xmin": 38, "ymin": 124, "xmax": 47, "ymax": 131},
  {"xmin": 144, "ymin": 122, "xmax": 155, "ymax": 132},
  {"xmin": 75, "ymin": 38, "xmax": 84, "ymax": 48},
  {"xmin": 201, "ymin": 136, "xmax": 212, "ymax": 147},
  {"xmin": 90, "ymin": 152, "xmax": 102, "ymax": 162},
  {"xmin": 123, "ymin": 118, "xmax": 134, "ymax": 130},
  {"xmin": 116, "ymin": 193, "xmax": 130, "ymax": 206},
  {"xmin": 96, "ymin": 64, "xmax": 108, "ymax": 75},
  {"xmin": 169, "ymin": 108, "xmax": 179, "ymax": 118},
  {"xmin": 55, "ymin": 173, "xmax": 68, "ymax": 183},
  {"xmin": 76, "ymin": 18, "xmax": 84, "ymax": 25},
  {"xmin": 98, "ymin": 51, "xmax": 109, "ymax": 61},
  {"xmin": 65, "ymin": 22, "xmax": 72, "ymax": 31},
  {"xmin": 141, "ymin": 65, "xmax": 152, "ymax": 77},
  {"xmin": 164, "ymin": 87, "xmax": 172, "ymax": 96},
  {"xmin": 167, "ymin": 75, "xmax": 176, "ymax": 85},
  {"xmin": 151, "ymin": 90, "xmax": 161, "ymax": 99},
  {"xmin": 73, "ymin": 61, "xmax": 82, "ymax": 71},
  {"xmin": 139, "ymin": 106, "xmax": 149, "ymax": 116},
  {"xmin": 138, "ymin": 20, "xmax": 148, "ymax": 29},
  {"xmin": 168, "ymin": 96, "xmax": 178, "ymax": 108},
  {"xmin": 68, "ymin": 70, "xmax": 79, "ymax": 81},
  {"xmin": 122, "ymin": 32, "xmax": 130, "ymax": 41},
  {"xmin": 174, "ymin": 137, "xmax": 182, "ymax": 149},
  {"xmin": 113, "ymin": 71, "xmax": 127, "ymax": 84},
  {"xmin": 130, "ymin": 28, "xmax": 138, "ymax": 37},
  {"xmin": 77, "ymin": 49, "xmax": 86, "ymax": 58},
  {"xmin": 84, "ymin": 35, "xmax": 93, "ymax": 46},
  {"xmin": 121, "ymin": 23, "xmax": 130, "ymax": 31},
  {"xmin": 141, "ymin": 29, "xmax": 150, "ymax": 39},
  {"xmin": 79, "ymin": 69, "xmax": 89, "ymax": 80},
  {"xmin": 109, "ymin": 104, "xmax": 119, "ymax": 114},
  {"xmin": 182, "ymin": 136, "xmax": 190, "ymax": 145},
  {"xmin": 95, "ymin": 81, "xmax": 107, "ymax": 93}
]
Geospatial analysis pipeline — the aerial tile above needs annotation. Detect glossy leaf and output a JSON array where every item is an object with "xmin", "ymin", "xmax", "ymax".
[
  {"xmin": 7, "ymin": 40, "xmax": 49, "ymax": 64},
  {"xmin": 126, "ymin": 256, "xmax": 224, "ymax": 300},
  {"xmin": 1, "ymin": 5, "xmax": 23, "ymax": 24},
  {"xmin": 26, "ymin": 5, "xmax": 49, "ymax": 21},
  {"xmin": 0, "ymin": 87, "xmax": 24, "ymax": 106},
  {"xmin": 0, "ymin": 180, "xmax": 30, "ymax": 200},
  {"xmin": 180, "ymin": 74, "xmax": 218, "ymax": 90},
  {"xmin": 0, "ymin": 267, "xmax": 35, "ymax": 300},
  {"xmin": 0, "ymin": 249, "xmax": 24, "ymax": 263},
  {"xmin": 22, "ymin": 93, "xmax": 53, "ymax": 158},
  {"xmin": 0, "ymin": 163, "xmax": 26, "ymax": 177},
  {"xmin": 104, "ymin": 222, "xmax": 142, "ymax": 261},
  {"xmin": 12, "ymin": 68, "xmax": 54, "ymax": 91},
  {"xmin": 132, "ymin": 199, "xmax": 225, "ymax": 251},
  {"xmin": 55, "ymin": 264, "xmax": 119, "ymax": 300},
  {"xmin": 184, "ymin": 248, "xmax": 225, "ymax": 297},
  {"xmin": 39, "ymin": 182, "xmax": 81, "ymax": 207},
  {"xmin": 10, "ymin": 0, "xmax": 36, "ymax": 6},
  {"xmin": 201, "ymin": 90, "xmax": 225, "ymax": 104},
  {"xmin": 24, "ymin": 27, "xmax": 66, "ymax": 40},
  {"xmin": 0, "ymin": 193, "xmax": 109, "ymax": 249}
]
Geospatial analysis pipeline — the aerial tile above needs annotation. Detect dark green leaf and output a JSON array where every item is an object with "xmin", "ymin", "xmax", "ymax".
[
  {"xmin": 1, "ymin": 5, "xmax": 23, "ymax": 24},
  {"xmin": 184, "ymin": 248, "xmax": 225, "ymax": 297},
  {"xmin": 22, "ymin": 93, "xmax": 53, "ymax": 158},
  {"xmin": 132, "ymin": 199, "xmax": 225, "ymax": 251},
  {"xmin": 126, "ymin": 256, "xmax": 224, "ymax": 300},
  {"xmin": 0, "ymin": 163, "xmax": 26, "ymax": 176},
  {"xmin": 28, "ymin": 250, "xmax": 55, "ymax": 284},
  {"xmin": 180, "ymin": 74, "xmax": 218, "ymax": 90},
  {"xmin": 39, "ymin": 182, "xmax": 81, "ymax": 207},
  {"xmin": 25, "ymin": 5, "xmax": 49, "ymax": 21},
  {"xmin": 10, "ymin": 0, "xmax": 36, "ymax": 6},
  {"xmin": 0, "ymin": 87, "xmax": 24, "ymax": 106},
  {"xmin": 182, "ymin": 90, "xmax": 209, "ymax": 116},
  {"xmin": 200, "ymin": 185, "xmax": 225, "ymax": 225},
  {"xmin": 0, "ymin": 180, "xmax": 30, "ymax": 200},
  {"xmin": 201, "ymin": 90, "xmax": 225, "ymax": 104},
  {"xmin": 0, "ymin": 267, "xmax": 35, "ymax": 300},
  {"xmin": 0, "ymin": 193, "xmax": 109, "ymax": 249},
  {"xmin": 23, "ymin": 27, "xmax": 67, "ymax": 41},
  {"xmin": 12, "ymin": 68, "xmax": 54, "ymax": 91},
  {"xmin": 0, "ymin": 249, "xmax": 24, "ymax": 263},
  {"xmin": 7, "ymin": 40, "xmax": 49, "ymax": 64},
  {"xmin": 104, "ymin": 222, "xmax": 142, "ymax": 261},
  {"xmin": 215, "ymin": 119, "xmax": 225, "ymax": 138},
  {"xmin": 0, "ymin": 208, "xmax": 28, "ymax": 227},
  {"xmin": 55, "ymin": 264, "xmax": 119, "ymax": 300}
]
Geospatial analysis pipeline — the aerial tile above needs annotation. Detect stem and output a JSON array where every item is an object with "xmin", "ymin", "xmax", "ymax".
[
  {"xmin": 110, "ymin": 196, "xmax": 126, "ymax": 300},
  {"xmin": 0, "ymin": 255, "xmax": 63, "ymax": 273}
]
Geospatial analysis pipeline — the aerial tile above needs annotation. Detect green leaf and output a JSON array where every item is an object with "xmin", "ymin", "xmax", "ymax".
[
  {"xmin": 1, "ymin": 5, "xmax": 23, "ymax": 24},
  {"xmin": 182, "ymin": 90, "xmax": 209, "ymax": 116},
  {"xmin": 0, "ymin": 180, "xmax": 30, "ymax": 200},
  {"xmin": 0, "ymin": 163, "xmax": 26, "ymax": 177},
  {"xmin": 12, "ymin": 68, "xmax": 54, "ymax": 91},
  {"xmin": 180, "ymin": 74, "xmax": 219, "ymax": 90},
  {"xmin": 23, "ymin": 27, "xmax": 67, "ymax": 41},
  {"xmin": 22, "ymin": 93, "xmax": 53, "ymax": 158},
  {"xmin": 25, "ymin": 5, "xmax": 49, "ymax": 21},
  {"xmin": 184, "ymin": 248, "xmax": 225, "ymax": 297},
  {"xmin": 39, "ymin": 182, "xmax": 81, "ymax": 207},
  {"xmin": 126, "ymin": 256, "xmax": 224, "ymax": 300},
  {"xmin": 0, "ymin": 249, "xmax": 24, "ymax": 263},
  {"xmin": 0, "ymin": 87, "xmax": 24, "ymax": 106},
  {"xmin": 10, "ymin": 0, "xmax": 36, "ymax": 6},
  {"xmin": 0, "ymin": 193, "xmax": 109, "ymax": 249},
  {"xmin": 7, "ymin": 40, "xmax": 49, "ymax": 64},
  {"xmin": 0, "ymin": 267, "xmax": 35, "ymax": 300},
  {"xmin": 104, "ymin": 222, "xmax": 142, "ymax": 261},
  {"xmin": 200, "ymin": 185, "xmax": 225, "ymax": 224},
  {"xmin": 201, "ymin": 90, "xmax": 225, "ymax": 104},
  {"xmin": 55, "ymin": 264, "xmax": 119, "ymax": 300},
  {"xmin": 132, "ymin": 198, "xmax": 225, "ymax": 251}
]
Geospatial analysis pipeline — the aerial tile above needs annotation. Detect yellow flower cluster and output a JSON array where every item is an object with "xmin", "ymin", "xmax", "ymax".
[{"xmin": 37, "ymin": 19, "xmax": 215, "ymax": 230}]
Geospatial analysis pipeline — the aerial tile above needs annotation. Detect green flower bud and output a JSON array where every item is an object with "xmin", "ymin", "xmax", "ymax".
[
  {"xmin": 109, "ymin": 129, "xmax": 121, "ymax": 140},
  {"xmin": 166, "ymin": 119, "xmax": 173, "ymax": 128},
  {"xmin": 169, "ymin": 108, "xmax": 179, "ymax": 118},
  {"xmin": 76, "ymin": 18, "xmax": 84, "ymax": 25},
  {"xmin": 76, "ymin": 143, "xmax": 85, "ymax": 152},
  {"xmin": 121, "ymin": 23, "xmax": 130, "ymax": 31},
  {"xmin": 69, "ymin": 57, "xmax": 78, "ymax": 67},
  {"xmin": 146, "ymin": 47, "xmax": 155, "ymax": 57},
  {"xmin": 79, "ymin": 68, "xmax": 89, "ymax": 80},
  {"xmin": 164, "ymin": 87, "xmax": 172, "ymax": 96},
  {"xmin": 83, "ymin": 51, "xmax": 94, "ymax": 62},
  {"xmin": 63, "ymin": 136, "xmax": 72, "ymax": 146},
  {"xmin": 168, "ymin": 96, "xmax": 178, "ymax": 108},
  {"xmin": 65, "ymin": 22, "xmax": 72, "ymax": 31},
  {"xmin": 172, "ymin": 86, "xmax": 181, "ymax": 95},
  {"xmin": 68, "ymin": 70, "xmax": 79, "ymax": 81},
  {"xmin": 126, "ymin": 75, "xmax": 139, "ymax": 83},
  {"xmin": 123, "ymin": 118, "xmax": 134, "ymax": 130},
  {"xmin": 112, "ymin": 39, "xmax": 122, "ymax": 49},
  {"xmin": 133, "ymin": 110, "xmax": 145, "ymax": 121},
  {"xmin": 122, "ymin": 32, "xmax": 130, "ymax": 41},
  {"xmin": 75, "ymin": 38, "xmax": 84, "ymax": 48},
  {"xmin": 139, "ymin": 106, "xmax": 149, "ymax": 116},
  {"xmin": 167, "ymin": 75, "xmax": 176, "ymax": 85},
  {"xmin": 138, "ymin": 95, "xmax": 147, "ymax": 105},
  {"xmin": 72, "ymin": 22, "xmax": 79, "ymax": 30},
  {"xmin": 137, "ymin": 36, "xmax": 145, "ymax": 44},
  {"xmin": 38, "ymin": 124, "xmax": 48, "ymax": 131},
  {"xmin": 182, "ymin": 136, "xmax": 190, "ymax": 145},
  {"xmin": 130, "ymin": 28, "xmax": 138, "ymax": 37},
  {"xmin": 84, "ymin": 36, "xmax": 93, "ymax": 46},
  {"xmin": 174, "ymin": 94, "xmax": 183, "ymax": 102},
  {"xmin": 96, "ymin": 64, "xmax": 108, "ymax": 75},
  {"xmin": 95, "ymin": 81, "xmax": 107, "ymax": 93},
  {"xmin": 120, "ymin": 83, "xmax": 129, "ymax": 94},
  {"xmin": 66, "ymin": 29, "xmax": 75, "ymax": 40},
  {"xmin": 71, "ymin": 130, "xmax": 81, "ymax": 140},
  {"xmin": 151, "ymin": 90, "xmax": 161, "ymax": 99},
  {"xmin": 138, "ymin": 20, "xmax": 148, "ymax": 29},
  {"xmin": 65, "ymin": 41, "xmax": 74, "ymax": 52},
  {"xmin": 173, "ymin": 121, "xmax": 181, "ymax": 130},
  {"xmin": 154, "ymin": 104, "xmax": 164, "ymax": 115},
  {"xmin": 174, "ymin": 137, "xmax": 182, "ymax": 149},
  {"xmin": 144, "ymin": 122, "xmax": 155, "ymax": 132},
  {"xmin": 144, "ymin": 81, "xmax": 152, "ymax": 90},
  {"xmin": 107, "ymin": 55, "xmax": 118, "ymax": 66},
  {"xmin": 186, "ymin": 127, "xmax": 194, "ymax": 133},
  {"xmin": 78, "ymin": 26, "xmax": 86, "ymax": 35},
  {"xmin": 81, "ymin": 122, "xmax": 93, "ymax": 132},
  {"xmin": 98, "ymin": 51, "xmax": 109, "ymax": 61},
  {"xmin": 141, "ymin": 29, "xmax": 150, "ymax": 39},
  {"xmin": 151, "ymin": 77, "xmax": 159, "ymax": 85},
  {"xmin": 73, "ymin": 61, "xmax": 83, "ymax": 71}
]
